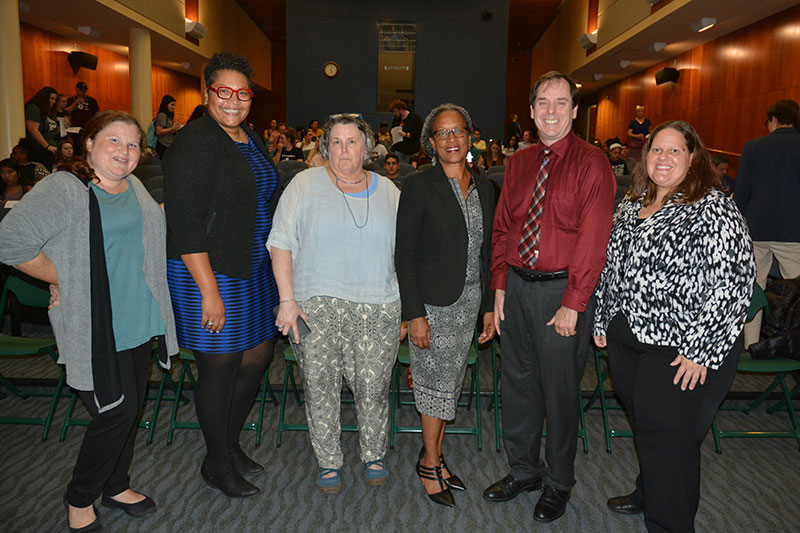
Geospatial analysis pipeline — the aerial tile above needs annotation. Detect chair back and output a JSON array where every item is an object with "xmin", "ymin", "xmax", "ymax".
[
  {"xmin": 416, "ymin": 163, "xmax": 433, "ymax": 173},
  {"xmin": 144, "ymin": 175, "xmax": 164, "ymax": 192},
  {"xmin": 276, "ymin": 160, "xmax": 308, "ymax": 173},
  {"xmin": 747, "ymin": 283, "xmax": 769, "ymax": 322},
  {"xmin": 0, "ymin": 274, "xmax": 50, "ymax": 327},
  {"xmin": 487, "ymin": 165, "xmax": 505, "ymax": 175},
  {"xmin": 398, "ymin": 163, "xmax": 416, "ymax": 176}
]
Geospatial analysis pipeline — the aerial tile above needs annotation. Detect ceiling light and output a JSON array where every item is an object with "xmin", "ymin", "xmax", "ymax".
[
  {"xmin": 575, "ymin": 83, "xmax": 583, "ymax": 88},
  {"xmin": 185, "ymin": 20, "xmax": 208, "ymax": 39},
  {"xmin": 691, "ymin": 17, "xmax": 717, "ymax": 33},
  {"xmin": 593, "ymin": 73, "xmax": 604, "ymax": 81},
  {"xmin": 578, "ymin": 32, "xmax": 597, "ymax": 50},
  {"xmin": 619, "ymin": 60, "xmax": 631, "ymax": 69},
  {"xmin": 180, "ymin": 62, "xmax": 192, "ymax": 70},
  {"xmin": 78, "ymin": 26, "xmax": 101, "ymax": 39},
  {"xmin": 649, "ymin": 42, "xmax": 667, "ymax": 53}
]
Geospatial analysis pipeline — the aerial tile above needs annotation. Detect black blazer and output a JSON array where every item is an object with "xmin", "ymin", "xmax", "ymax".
[
  {"xmin": 164, "ymin": 113, "xmax": 285, "ymax": 278},
  {"xmin": 395, "ymin": 163, "xmax": 495, "ymax": 321}
]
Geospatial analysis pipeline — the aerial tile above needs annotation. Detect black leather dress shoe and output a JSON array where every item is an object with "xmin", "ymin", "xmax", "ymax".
[
  {"xmin": 201, "ymin": 458, "xmax": 260, "ymax": 498},
  {"xmin": 230, "ymin": 445, "xmax": 264, "ymax": 475},
  {"xmin": 101, "ymin": 494, "xmax": 157, "ymax": 517},
  {"xmin": 533, "ymin": 486, "xmax": 571, "ymax": 522},
  {"xmin": 607, "ymin": 492, "xmax": 644, "ymax": 514},
  {"xmin": 483, "ymin": 473, "xmax": 542, "ymax": 502}
]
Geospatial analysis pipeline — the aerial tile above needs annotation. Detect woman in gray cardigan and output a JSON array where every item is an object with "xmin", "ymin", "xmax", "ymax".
[{"xmin": 0, "ymin": 111, "xmax": 177, "ymax": 532}]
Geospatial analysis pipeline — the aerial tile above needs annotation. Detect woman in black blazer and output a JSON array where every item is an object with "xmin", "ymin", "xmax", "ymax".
[
  {"xmin": 164, "ymin": 52, "xmax": 285, "ymax": 498},
  {"xmin": 396, "ymin": 103, "xmax": 495, "ymax": 507}
]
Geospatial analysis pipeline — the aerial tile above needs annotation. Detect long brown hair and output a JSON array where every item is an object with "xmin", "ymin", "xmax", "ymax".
[
  {"xmin": 58, "ymin": 111, "xmax": 144, "ymax": 185},
  {"xmin": 628, "ymin": 120, "xmax": 721, "ymax": 206}
]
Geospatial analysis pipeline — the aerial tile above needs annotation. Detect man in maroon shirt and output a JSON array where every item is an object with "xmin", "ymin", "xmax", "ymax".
[{"xmin": 483, "ymin": 71, "xmax": 615, "ymax": 522}]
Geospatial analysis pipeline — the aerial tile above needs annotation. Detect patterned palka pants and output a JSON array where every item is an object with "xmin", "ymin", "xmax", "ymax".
[{"xmin": 291, "ymin": 296, "xmax": 401, "ymax": 469}]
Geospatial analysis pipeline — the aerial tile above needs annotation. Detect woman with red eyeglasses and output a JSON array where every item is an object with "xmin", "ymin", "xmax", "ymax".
[{"xmin": 164, "ymin": 52, "xmax": 286, "ymax": 498}]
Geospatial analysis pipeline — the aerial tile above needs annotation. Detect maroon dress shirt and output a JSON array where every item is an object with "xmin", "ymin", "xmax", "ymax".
[{"xmin": 491, "ymin": 131, "xmax": 616, "ymax": 312}]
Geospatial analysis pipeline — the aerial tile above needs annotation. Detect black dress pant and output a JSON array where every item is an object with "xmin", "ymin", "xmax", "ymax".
[
  {"xmin": 66, "ymin": 341, "xmax": 152, "ymax": 508},
  {"xmin": 606, "ymin": 313, "xmax": 740, "ymax": 533},
  {"xmin": 500, "ymin": 270, "xmax": 590, "ymax": 490}
]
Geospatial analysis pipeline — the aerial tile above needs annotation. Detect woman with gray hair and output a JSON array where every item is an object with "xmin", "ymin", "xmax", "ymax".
[
  {"xmin": 396, "ymin": 103, "xmax": 496, "ymax": 507},
  {"xmin": 268, "ymin": 113, "xmax": 401, "ymax": 493}
]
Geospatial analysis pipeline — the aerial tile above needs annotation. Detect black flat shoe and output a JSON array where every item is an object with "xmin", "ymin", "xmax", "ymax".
[
  {"xmin": 64, "ymin": 495, "xmax": 104, "ymax": 532},
  {"xmin": 230, "ymin": 444, "xmax": 264, "ymax": 475},
  {"xmin": 201, "ymin": 458, "xmax": 260, "ymax": 498},
  {"xmin": 417, "ymin": 446, "xmax": 465, "ymax": 491},
  {"xmin": 607, "ymin": 491, "xmax": 643, "ymax": 515},
  {"xmin": 533, "ymin": 486, "xmax": 571, "ymax": 523},
  {"xmin": 101, "ymin": 494, "xmax": 157, "ymax": 517},
  {"xmin": 416, "ymin": 459, "xmax": 455, "ymax": 507},
  {"xmin": 483, "ymin": 473, "xmax": 542, "ymax": 502}
]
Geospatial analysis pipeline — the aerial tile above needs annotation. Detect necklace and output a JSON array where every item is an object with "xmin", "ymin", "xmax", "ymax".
[{"xmin": 330, "ymin": 168, "xmax": 370, "ymax": 228}]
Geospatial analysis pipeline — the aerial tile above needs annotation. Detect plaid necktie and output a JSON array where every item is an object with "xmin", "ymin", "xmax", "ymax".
[{"xmin": 518, "ymin": 148, "xmax": 551, "ymax": 266}]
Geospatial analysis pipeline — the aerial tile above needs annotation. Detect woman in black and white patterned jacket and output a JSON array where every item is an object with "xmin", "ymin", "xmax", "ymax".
[{"xmin": 592, "ymin": 120, "xmax": 755, "ymax": 533}]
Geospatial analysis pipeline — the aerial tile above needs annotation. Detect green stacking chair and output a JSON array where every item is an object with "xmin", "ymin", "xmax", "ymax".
[
  {"xmin": 712, "ymin": 284, "xmax": 800, "ymax": 452},
  {"xmin": 390, "ymin": 331, "xmax": 482, "ymax": 450},
  {"xmin": 59, "ymin": 341, "xmax": 189, "ymax": 444},
  {"xmin": 276, "ymin": 343, "xmax": 357, "ymax": 447},
  {"xmin": 583, "ymin": 345, "xmax": 632, "ymax": 453},
  {"xmin": 0, "ymin": 274, "xmax": 65, "ymax": 441},
  {"xmin": 168, "ymin": 348, "xmax": 278, "ymax": 445},
  {"xmin": 489, "ymin": 338, "xmax": 589, "ymax": 454}
]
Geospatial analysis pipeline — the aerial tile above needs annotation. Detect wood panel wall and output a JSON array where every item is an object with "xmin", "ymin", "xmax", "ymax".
[
  {"xmin": 20, "ymin": 23, "xmax": 201, "ymax": 128},
  {"xmin": 592, "ymin": 4, "xmax": 800, "ymax": 175}
]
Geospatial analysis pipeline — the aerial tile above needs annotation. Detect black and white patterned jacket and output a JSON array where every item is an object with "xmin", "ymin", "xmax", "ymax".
[{"xmin": 593, "ymin": 188, "xmax": 756, "ymax": 369}]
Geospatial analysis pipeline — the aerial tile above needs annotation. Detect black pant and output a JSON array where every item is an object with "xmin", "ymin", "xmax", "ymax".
[
  {"xmin": 500, "ymin": 270, "xmax": 591, "ymax": 490},
  {"xmin": 606, "ymin": 313, "xmax": 740, "ymax": 533},
  {"xmin": 66, "ymin": 341, "xmax": 152, "ymax": 507}
]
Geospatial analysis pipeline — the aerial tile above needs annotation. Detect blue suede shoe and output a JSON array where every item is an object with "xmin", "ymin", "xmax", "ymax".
[
  {"xmin": 365, "ymin": 460, "xmax": 389, "ymax": 486},
  {"xmin": 317, "ymin": 468, "xmax": 341, "ymax": 493}
]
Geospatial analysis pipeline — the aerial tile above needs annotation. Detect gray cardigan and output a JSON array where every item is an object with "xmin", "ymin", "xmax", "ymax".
[{"xmin": 0, "ymin": 172, "xmax": 178, "ymax": 391}]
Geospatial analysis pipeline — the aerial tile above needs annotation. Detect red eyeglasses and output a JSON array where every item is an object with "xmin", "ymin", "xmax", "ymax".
[{"xmin": 208, "ymin": 86, "xmax": 254, "ymax": 101}]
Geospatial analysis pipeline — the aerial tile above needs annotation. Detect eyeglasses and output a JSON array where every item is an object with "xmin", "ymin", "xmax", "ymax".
[
  {"xmin": 329, "ymin": 113, "xmax": 363, "ymax": 120},
  {"xmin": 208, "ymin": 86, "xmax": 254, "ymax": 101},
  {"xmin": 432, "ymin": 127, "xmax": 469, "ymax": 140}
]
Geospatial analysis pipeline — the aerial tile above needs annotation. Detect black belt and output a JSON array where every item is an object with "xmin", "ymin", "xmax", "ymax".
[{"xmin": 511, "ymin": 266, "xmax": 569, "ymax": 282}]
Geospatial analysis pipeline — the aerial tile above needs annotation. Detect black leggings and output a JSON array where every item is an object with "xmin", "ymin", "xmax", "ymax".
[
  {"xmin": 606, "ymin": 313, "xmax": 740, "ymax": 533},
  {"xmin": 66, "ymin": 341, "xmax": 152, "ymax": 507},
  {"xmin": 193, "ymin": 340, "xmax": 274, "ymax": 471}
]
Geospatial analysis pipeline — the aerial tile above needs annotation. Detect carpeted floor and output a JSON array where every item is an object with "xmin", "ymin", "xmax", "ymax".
[{"xmin": 1, "ymin": 341, "xmax": 799, "ymax": 532}]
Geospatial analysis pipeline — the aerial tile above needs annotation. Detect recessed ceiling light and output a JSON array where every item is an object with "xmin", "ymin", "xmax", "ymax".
[
  {"xmin": 649, "ymin": 42, "xmax": 667, "ymax": 53},
  {"xmin": 619, "ymin": 60, "xmax": 631, "ymax": 69},
  {"xmin": 593, "ymin": 73, "xmax": 604, "ymax": 81},
  {"xmin": 691, "ymin": 17, "xmax": 717, "ymax": 33}
]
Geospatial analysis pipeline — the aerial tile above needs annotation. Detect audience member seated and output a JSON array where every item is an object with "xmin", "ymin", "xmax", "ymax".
[
  {"xmin": 298, "ymin": 129, "xmax": 317, "ymax": 159},
  {"xmin": 273, "ymin": 128, "xmax": 305, "ymax": 163},
  {"xmin": 410, "ymin": 145, "xmax": 432, "ymax": 169},
  {"xmin": 518, "ymin": 129, "xmax": 535, "ymax": 149},
  {"xmin": 56, "ymin": 140, "xmax": 75, "ymax": 165},
  {"xmin": 263, "ymin": 118, "xmax": 279, "ymax": 149},
  {"xmin": 187, "ymin": 104, "xmax": 207, "ymax": 124},
  {"xmin": 377, "ymin": 121, "xmax": 391, "ymax": 147},
  {"xmin": 471, "ymin": 128, "xmax": 487, "ymax": 154},
  {"xmin": 55, "ymin": 93, "xmax": 71, "ymax": 143},
  {"xmin": 371, "ymin": 133, "xmax": 388, "ymax": 161},
  {"xmin": 503, "ymin": 135, "xmax": 519, "ymax": 157},
  {"xmin": 621, "ymin": 142, "xmax": 637, "ymax": 173},
  {"xmin": 384, "ymin": 152, "xmax": 403, "ymax": 189},
  {"xmin": 11, "ymin": 142, "xmax": 50, "ymax": 182},
  {"xmin": 478, "ymin": 138, "xmax": 506, "ymax": 170},
  {"xmin": 607, "ymin": 143, "xmax": 629, "ymax": 176},
  {"xmin": 711, "ymin": 154, "xmax": 735, "ymax": 194},
  {"xmin": 309, "ymin": 119, "xmax": 324, "ymax": 140},
  {"xmin": 23, "ymin": 86, "xmax": 59, "ymax": 169},
  {"xmin": 1, "ymin": 158, "xmax": 34, "ymax": 203}
]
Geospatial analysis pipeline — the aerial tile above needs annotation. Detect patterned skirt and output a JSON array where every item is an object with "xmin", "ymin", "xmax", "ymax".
[{"xmin": 409, "ymin": 282, "xmax": 481, "ymax": 420}]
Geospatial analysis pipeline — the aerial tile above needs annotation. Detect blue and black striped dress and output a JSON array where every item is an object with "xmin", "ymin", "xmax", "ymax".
[{"xmin": 166, "ymin": 136, "xmax": 279, "ymax": 353}]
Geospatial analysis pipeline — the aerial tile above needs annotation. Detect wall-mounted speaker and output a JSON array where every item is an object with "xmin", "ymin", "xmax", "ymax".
[
  {"xmin": 655, "ymin": 67, "xmax": 679, "ymax": 85},
  {"xmin": 68, "ymin": 51, "xmax": 98, "ymax": 73}
]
